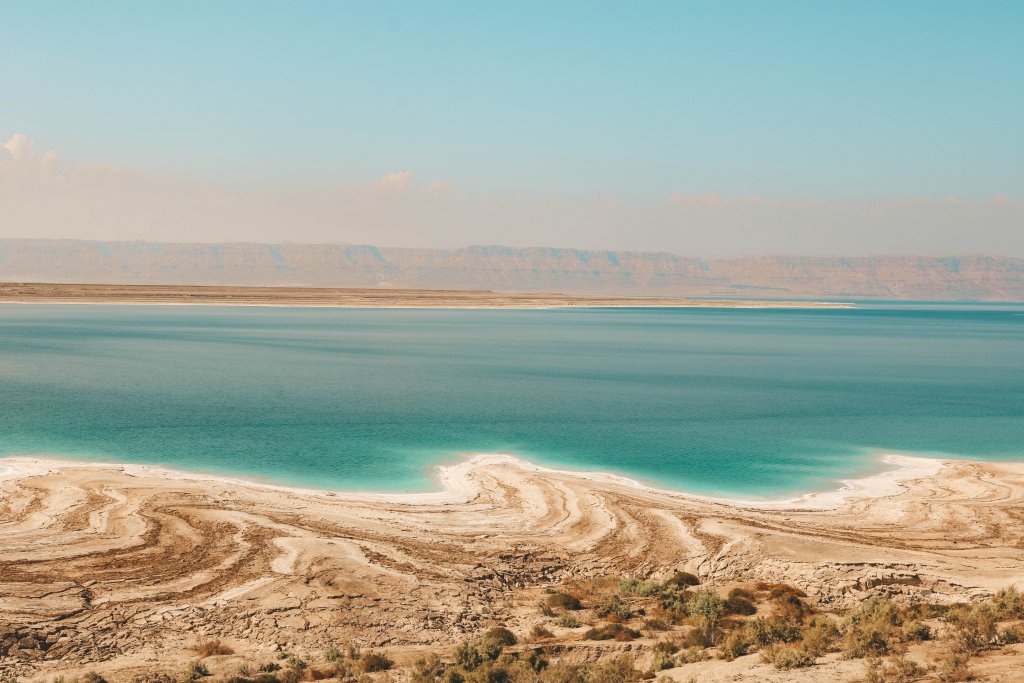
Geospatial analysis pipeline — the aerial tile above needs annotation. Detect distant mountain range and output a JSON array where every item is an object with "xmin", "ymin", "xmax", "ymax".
[{"xmin": 1, "ymin": 239, "xmax": 1022, "ymax": 301}]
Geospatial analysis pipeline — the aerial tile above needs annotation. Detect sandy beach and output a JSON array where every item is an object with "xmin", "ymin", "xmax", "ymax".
[{"xmin": 2, "ymin": 452, "xmax": 1023, "ymax": 680}]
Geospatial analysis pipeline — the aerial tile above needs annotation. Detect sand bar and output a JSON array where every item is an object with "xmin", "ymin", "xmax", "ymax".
[{"xmin": 0, "ymin": 282, "xmax": 850, "ymax": 308}]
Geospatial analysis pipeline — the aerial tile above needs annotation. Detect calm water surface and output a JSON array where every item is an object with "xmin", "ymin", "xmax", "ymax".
[{"xmin": 1, "ymin": 304, "xmax": 1022, "ymax": 498}]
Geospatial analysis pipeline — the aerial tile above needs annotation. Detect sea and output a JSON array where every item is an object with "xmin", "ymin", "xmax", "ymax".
[{"xmin": 1, "ymin": 302, "xmax": 1022, "ymax": 499}]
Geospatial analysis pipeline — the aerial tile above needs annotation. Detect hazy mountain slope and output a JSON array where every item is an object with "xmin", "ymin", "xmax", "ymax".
[{"xmin": 1, "ymin": 239, "xmax": 1022, "ymax": 300}]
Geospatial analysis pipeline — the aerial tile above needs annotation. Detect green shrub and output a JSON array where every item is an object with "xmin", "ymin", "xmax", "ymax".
[
  {"xmin": 843, "ymin": 596, "xmax": 904, "ymax": 658},
  {"xmin": 717, "ymin": 632, "xmax": 750, "ymax": 661},
  {"xmin": 759, "ymin": 644, "xmax": 814, "ymax": 670},
  {"xmin": 743, "ymin": 616, "xmax": 800, "ymax": 648},
  {"xmin": 998, "ymin": 623, "xmax": 1023, "ymax": 644},
  {"xmin": 183, "ymin": 661, "xmax": 210, "ymax": 682},
  {"xmin": 412, "ymin": 654, "xmax": 445, "ymax": 683},
  {"xmin": 686, "ymin": 590, "xmax": 725, "ymax": 646},
  {"xmin": 585, "ymin": 655, "xmax": 637, "ymax": 683},
  {"xmin": 554, "ymin": 614, "xmax": 580, "ymax": 628},
  {"xmin": 596, "ymin": 596, "xmax": 634, "ymax": 621},
  {"xmin": 800, "ymin": 617, "xmax": 840, "ymax": 656},
  {"xmin": 483, "ymin": 627, "xmax": 517, "ymax": 647},
  {"xmin": 652, "ymin": 639, "xmax": 677, "ymax": 655},
  {"xmin": 948, "ymin": 603, "xmax": 997, "ymax": 654},
  {"xmin": 864, "ymin": 653, "xmax": 924, "ymax": 683},
  {"xmin": 675, "ymin": 647, "xmax": 707, "ymax": 664},
  {"xmin": 642, "ymin": 618, "xmax": 669, "ymax": 631},
  {"xmin": 992, "ymin": 587, "xmax": 1024, "ymax": 619},
  {"xmin": 650, "ymin": 652, "xmax": 674, "ymax": 671},
  {"xmin": 455, "ymin": 641, "xmax": 484, "ymax": 671},
  {"xmin": 901, "ymin": 620, "xmax": 932, "ymax": 642}
]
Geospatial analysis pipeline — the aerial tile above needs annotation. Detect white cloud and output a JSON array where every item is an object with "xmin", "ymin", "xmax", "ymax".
[
  {"xmin": 2, "ymin": 133, "xmax": 34, "ymax": 161},
  {"xmin": 373, "ymin": 170, "xmax": 412, "ymax": 191}
]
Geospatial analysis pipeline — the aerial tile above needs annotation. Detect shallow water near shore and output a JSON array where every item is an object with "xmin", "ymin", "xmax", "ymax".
[{"xmin": 1, "ymin": 303, "xmax": 1022, "ymax": 498}]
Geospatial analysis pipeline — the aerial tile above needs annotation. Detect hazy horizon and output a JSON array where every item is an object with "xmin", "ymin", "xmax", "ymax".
[{"xmin": 2, "ymin": 2, "xmax": 1022, "ymax": 256}]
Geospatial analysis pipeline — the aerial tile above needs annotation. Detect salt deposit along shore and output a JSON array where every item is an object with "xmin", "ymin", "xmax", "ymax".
[{"xmin": 1, "ymin": 452, "xmax": 1023, "ymax": 681}]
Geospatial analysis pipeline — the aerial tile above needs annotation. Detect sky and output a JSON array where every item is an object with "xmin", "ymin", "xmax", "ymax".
[{"xmin": 1, "ymin": 1, "xmax": 1022, "ymax": 255}]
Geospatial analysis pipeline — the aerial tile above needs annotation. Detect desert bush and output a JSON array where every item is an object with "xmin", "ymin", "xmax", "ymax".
[
  {"xmin": 530, "ymin": 624, "xmax": 554, "ymax": 640},
  {"xmin": 412, "ymin": 654, "xmax": 445, "ymax": 683},
  {"xmin": 619, "ymin": 578, "xmax": 663, "ymax": 597},
  {"xmin": 324, "ymin": 648, "xmax": 345, "ymax": 664},
  {"xmin": 800, "ymin": 617, "xmax": 840, "ymax": 656},
  {"xmin": 81, "ymin": 674, "xmax": 108, "ymax": 683},
  {"xmin": 901, "ymin": 620, "xmax": 932, "ymax": 642},
  {"xmin": 758, "ymin": 644, "xmax": 814, "ymax": 670},
  {"xmin": 743, "ymin": 616, "xmax": 800, "ymax": 648},
  {"xmin": 642, "ymin": 618, "xmax": 669, "ymax": 631},
  {"xmin": 583, "ymin": 624, "xmax": 641, "ymax": 641},
  {"xmin": 997, "ymin": 623, "xmax": 1023, "ymax": 644},
  {"xmin": 675, "ymin": 646, "xmax": 707, "ymax": 664},
  {"xmin": 772, "ymin": 590, "xmax": 812, "ymax": 623},
  {"xmin": 483, "ymin": 627, "xmax": 517, "ymax": 647},
  {"xmin": 183, "ymin": 660, "xmax": 210, "ymax": 682},
  {"xmin": 192, "ymin": 638, "xmax": 234, "ymax": 657},
  {"xmin": 554, "ymin": 614, "xmax": 580, "ymax": 628},
  {"xmin": 359, "ymin": 651, "xmax": 393, "ymax": 673},
  {"xmin": 545, "ymin": 592, "xmax": 583, "ymax": 611},
  {"xmin": 667, "ymin": 572, "xmax": 700, "ymax": 587},
  {"xmin": 947, "ymin": 603, "xmax": 997, "ymax": 654},
  {"xmin": 586, "ymin": 655, "xmax": 638, "ymax": 683},
  {"xmin": 455, "ymin": 641, "xmax": 485, "ymax": 671},
  {"xmin": 596, "ymin": 596, "xmax": 634, "ymax": 621},
  {"xmin": 863, "ymin": 654, "xmax": 924, "ymax": 683},
  {"xmin": 992, "ymin": 586, "xmax": 1024, "ymax": 619},
  {"xmin": 727, "ymin": 587, "xmax": 755, "ymax": 601},
  {"xmin": 650, "ymin": 652, "xmax": 674, "ymax": 671},
  {"xmin": 537, "ymin": 600, "xmax": 556, "ymax": 617},
  {"xmin": 651, "ymin": 639, "xmax": 677, "ymax": 655},
  {"xmin": 131, "ymin": 676, "xmax": 175, "ymax": 683},
  {"xmin": 843, "ymin": 595, "xmax": 904, "ymax": 658},
  {"xmin": 686, "ymin": 590, "xmax": 725, "ymax": 646},
  {"xmin": 935, "ymin": 653, "xmax": 973, "ymax": 682},
  {"xmin": 723, "ymin": 595, "xmax": 756, "ymax": 616},
  {"xmin": 764, "ymin": 583, "xmax": 807, "ymax": 599},
  {"xmin": 280, "ymin": 653, "xmax": 307, "ymax": 671},
  {"xmin": 717, "ymin": 632, "xmax": 750, "ymax": 661}
]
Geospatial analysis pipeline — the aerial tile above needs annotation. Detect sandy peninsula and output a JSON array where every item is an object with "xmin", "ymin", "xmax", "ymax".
[
  {"xmin": 2, "ymin": 453, "xmax": 1023, "ymax": 681},
  {"xmin": 0, "ymin": 283, "xmax": 849, "ymax": 308}
]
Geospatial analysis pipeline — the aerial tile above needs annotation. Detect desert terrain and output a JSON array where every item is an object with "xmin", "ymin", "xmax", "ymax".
[{"xmin": 1, "ymin": 454, "xmax": 1023, "ymax": 682}]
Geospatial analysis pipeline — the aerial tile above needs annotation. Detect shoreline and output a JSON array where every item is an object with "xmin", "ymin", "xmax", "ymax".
[
  {"xmin": 0, "ymin": 283, "xmax": 851, "ymax": 309},
  {"xmin": 0, "ymin": 450, "xmax": 947, "ymax": 512}
]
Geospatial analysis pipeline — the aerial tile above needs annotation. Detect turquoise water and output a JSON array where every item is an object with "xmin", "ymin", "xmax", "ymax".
[{"xmin": 1, "ymin": 304, "xmax": 1022, "ymax": 499}]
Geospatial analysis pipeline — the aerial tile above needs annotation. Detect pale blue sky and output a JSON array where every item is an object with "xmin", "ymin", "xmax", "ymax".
[{"xmin": 1, "ymin": 1, "xmax": 1022, "ymax": 253}]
